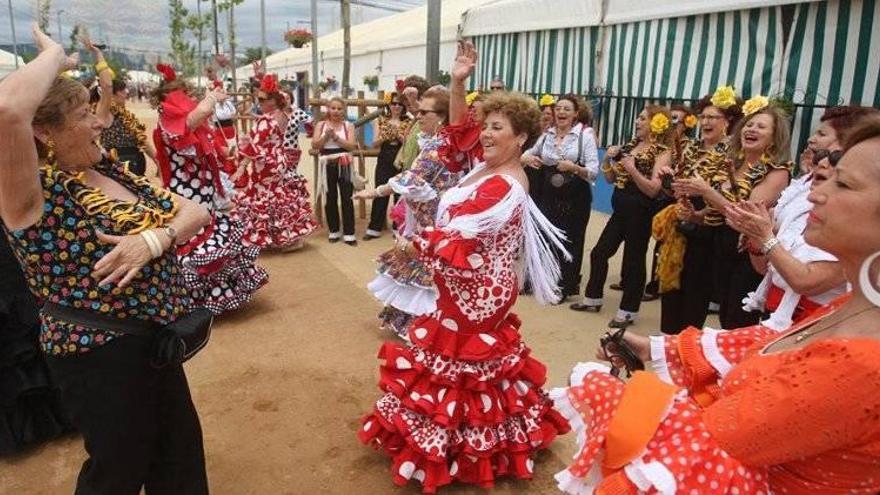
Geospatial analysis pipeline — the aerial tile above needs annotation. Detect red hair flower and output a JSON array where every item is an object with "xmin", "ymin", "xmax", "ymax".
[
  {"xmin": 156, "ymin": 63, "xmax": 177, "ymax": 82},
  {"xmin": 260, "ymin": 74, "xmax": 278, "ymax": 94}
]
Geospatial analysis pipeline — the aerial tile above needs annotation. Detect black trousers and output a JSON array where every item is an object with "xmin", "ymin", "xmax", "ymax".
[
  {"xmin": 324, "ymin": 162, "xmax": 355, "ymax": 236},
  {"xmin": 714, "ymin": 226, "xmax": 762, "ymax": 329},
  {"xmin": 584, "ymin": 188, "xmax": 654, "ymax": 313},
  {"xmin": 660, "ymin": 225, "xmax": 717, "ymax": 334},
  {"xmin": 367, "ymin": 143, "xmax": 402, "ymax": 232},
  {"xmin": 46, "ymin": 336, "xmax": 207, "ymax": 495},
  {"xmin": 536, "ymin": 173, "xmax": 592, "ymax": 297}
]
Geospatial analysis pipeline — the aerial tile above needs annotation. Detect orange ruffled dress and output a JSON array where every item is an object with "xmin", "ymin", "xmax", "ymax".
[
  {"xmin": 359, "ymin": 172, "xmax": 571, "ymax": 493},
  {"xmin": 552, "ymin": 295, "xmax": 880, "ymax": 494}
]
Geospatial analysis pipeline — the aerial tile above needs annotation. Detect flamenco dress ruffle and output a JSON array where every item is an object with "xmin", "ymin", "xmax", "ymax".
[
  {"xmin": 177, "ymin": 214, "xmax": 269, "ymax": 315},
  {"xmin": 0, "ymin": 238, "xmax": 70, "ymax": 455}
]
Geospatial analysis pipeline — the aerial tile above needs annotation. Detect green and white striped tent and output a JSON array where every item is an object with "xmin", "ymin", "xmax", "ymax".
[{"xmin": 462, "ymin": 0, "xmax": 879, "ymax": 155}]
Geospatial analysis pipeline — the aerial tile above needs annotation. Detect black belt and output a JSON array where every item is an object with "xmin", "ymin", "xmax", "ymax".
[
  {"xmin": 320, "ymin": 148, "xmax": 345, "ymax": 156},
  {"xmin": 218, "ymin": 119, "xmax": 234, "ymax": 127},
  {"xmin": 42, "ymin": 302, "xmax": 160, "ymax": 337}
]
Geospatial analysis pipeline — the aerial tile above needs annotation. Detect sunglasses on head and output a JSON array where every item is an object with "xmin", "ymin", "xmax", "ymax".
[{"xmin": 813, "ymin": 148, "xmax": 843, "ymax": 167}]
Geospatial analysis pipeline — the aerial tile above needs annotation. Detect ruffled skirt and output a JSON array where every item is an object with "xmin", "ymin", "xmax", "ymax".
[
  {"xmin": 359, "ymin": 312, "xmax": 569, "ymax": 493},
  {"xmin": 234, "ymin": 172, "xmax": 318, "ymax": 249},
  {"xmin": 369, "ymin": 248, "xmax": 437, "ymax": 339},
  {"xmin": 549, "ymin": 363, "xmax": 768, "ymax": 494},
  {"xmin": 0, "ymin": 291, "xmax": 70, "ymax": 455},
  {"xmin": 178, "ymin": 214, "xmax": 269, "ymax": 315}
]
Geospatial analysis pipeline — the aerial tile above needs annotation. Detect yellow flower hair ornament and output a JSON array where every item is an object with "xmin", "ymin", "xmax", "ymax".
[
  {"xmin": 710, "ymin": 85, "xmax": 738, "ymax": 109},
  {"xmin": 538, "ymin": 94, "xmax": 555, "ymax": 107},
  {"xmin": 684, "ymin": 114, "xmax": 699, "ymax": 129},
  {"xmin": 650, "ymin": 113, "xmax": 671, "ymax": 136},
  {"xmin": 742, "ymin": 95, "xmax": 770, "ymax": 117},
  {"xmin": 465, "ymin": 91, "xmax": 479, "ymax": 106},
  {"xmin": 383, "ymin": 93, "xmax": 393, "ymax": 105}
]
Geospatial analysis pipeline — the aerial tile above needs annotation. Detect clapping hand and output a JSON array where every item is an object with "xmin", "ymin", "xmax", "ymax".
[
  {"xmin": 33, "ymin": 24, "xmax": 79, "ymax": 72},
  {"xmin": 620, "ymin": 155, "xmax": 637, "ymax": 174},
  {"xmin": 673, "ymin": 176, "xmax": 710, "ymax": 197},
  {"xmin": 556, "ymin": 159, "xmax": 577, "ymax": 174},
  {"xmin": 724, "ymin": 201, "xmax": 774, "ymax": 243}
]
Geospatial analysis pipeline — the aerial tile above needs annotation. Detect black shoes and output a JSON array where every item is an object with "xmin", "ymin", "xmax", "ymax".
[{"xmin": 569, "ymin": 302, "xmax": 602, "ymax": 312}]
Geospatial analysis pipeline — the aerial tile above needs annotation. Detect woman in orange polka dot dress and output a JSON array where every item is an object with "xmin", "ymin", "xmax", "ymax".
[{"xmin": 550, "ymin": 115, "xmax": 880, "ymax": 494}]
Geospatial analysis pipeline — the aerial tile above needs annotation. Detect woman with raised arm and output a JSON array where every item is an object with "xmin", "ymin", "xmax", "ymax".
[
  {"xmin": 570, "ymin": 106, "xmax": 672, "ymax": 329},
  {"xmin": 0, "ymin": 26, "xmax": 212, "ymax": 492},
  {"xmin": 359, "ymin": 86, "xmax": 572, "ymax": 493},
  {"xmin": 674, "ymin": 96, "xmax": 793, "ymax": 328},
  {"xmin": 233, "ymin": 74, "xmax": 317, "ymax": 251},
  {"xmin": 550, "ymin": 113, "xmax": 880, "ymax": 495},
  {"xmin": 151, "ymin": 63, "xmax": 269, "ymax": 314}
]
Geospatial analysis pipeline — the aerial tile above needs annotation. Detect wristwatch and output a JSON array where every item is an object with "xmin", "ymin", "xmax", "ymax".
[
  {"xmin": 760, "ymin": 236, "xmax": 779, "ymax": 255},
  {"xmin": 163, "ymin": 226, "xmax": 178, "ymax": 245}
]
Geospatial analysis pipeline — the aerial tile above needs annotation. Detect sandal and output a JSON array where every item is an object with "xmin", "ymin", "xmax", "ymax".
[
  {"xmin": 600, "ymin": 328, "xmax": 645, "ymax": 378},
  {"xmin": 569, "ymin": 301, "xmax": 602, "ymax": 312},
  {"xmin": 608, "ymin": 316, "xmax": 634, "ymax": 329}
]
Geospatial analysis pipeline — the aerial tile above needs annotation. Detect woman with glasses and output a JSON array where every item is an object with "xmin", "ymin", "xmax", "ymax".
[
  {"xmin": 653, "ymin": 88, "xmax": 743, "ymax": 333},
  {"xmin": 674, "ymin": 96, "xmax": 793, "ymax": 329},
  {"xmin": 363, "ymin": 93, "xmax": 413, "ymax": 240},
  {"xmin": 726, "ymin": 106, "xmax": 878, "ymax": 329},
  {"xmin": 522, "ymin": 94, "xmax": 599, "ymax": 301}
]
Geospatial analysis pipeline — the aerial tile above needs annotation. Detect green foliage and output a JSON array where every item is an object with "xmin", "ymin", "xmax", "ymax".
[
  {"xmin": 168, "ymin": 0, "xmax": 196, "ymax": 76},
  {"xmin": 38, "ymin": 0, "xmax": 51, "ymax": 34},
  {"xmin": 242, "ymin": 47, "xmax": 273, "ymax": 65},
  {"xmin": 362, "ymin": 75, "xmax": 378, "ymax": 88},
  {"xmin": 437, "ymin": 70, "xmax": 451, "ymax": 86}
]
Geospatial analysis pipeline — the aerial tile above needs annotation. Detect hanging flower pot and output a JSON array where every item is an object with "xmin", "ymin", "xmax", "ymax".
[
  {"xmin": 363, "ymin": 75, "xmax": 379, "ymax": 91},
  {"xmin": 284, "ymin": 29, "xmax": 313, "ymax": 48}
]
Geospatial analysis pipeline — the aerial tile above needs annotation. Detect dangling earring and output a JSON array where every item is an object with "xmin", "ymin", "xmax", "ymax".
[
  {"xmin": 45, "ymin": 137, "xmax": 56, "ymax": 165},
  {"xmin": 859, "ymin": 251, "xmax": 880, "ymax": 307}
]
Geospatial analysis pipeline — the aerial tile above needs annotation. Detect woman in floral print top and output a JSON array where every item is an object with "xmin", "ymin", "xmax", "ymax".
[{"xmin": 0, "ymin": 28, "xmax": 211, "ymax": 493}]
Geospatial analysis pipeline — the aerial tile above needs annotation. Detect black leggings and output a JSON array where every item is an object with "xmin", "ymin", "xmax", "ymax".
[
  {"xmin": 324, "ymin": 161, "xmax": 355, "ymax": 236},
  {"xmin": 47, "ymin": 336, "xmax": 207, "ymax": 495},
  {"xmin": 659, "ymin": 225, "xmax": 718, "ymax": 334},
  {"xmin": 714, "ymin": 226, "xmax": 762, "ymax": 329},
  {"xmin": 367, "ymin": 143, "xmax": 401, "ymax": 232},
  {"xmin": 584, "ymin": 188, "xmax": 654, "ymax": 313}
]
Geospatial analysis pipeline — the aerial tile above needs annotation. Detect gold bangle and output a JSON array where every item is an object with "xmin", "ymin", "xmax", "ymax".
[{"xmin": 95, "ymin": 61, "xmax": 109, "ymax": 73}]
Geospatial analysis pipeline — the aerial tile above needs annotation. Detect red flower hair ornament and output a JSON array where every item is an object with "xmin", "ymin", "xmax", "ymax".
[
  {"xmin": 260, "ymin": 74, "xmax": 279, "ymax": 94},
  {"xmin": 156, "ymin": 63, "xmax": 177, "ymax": 82}
]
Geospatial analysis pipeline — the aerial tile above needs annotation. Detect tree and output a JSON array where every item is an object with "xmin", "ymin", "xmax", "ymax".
[
  {"xmin": 168, "ymin": 0, "xmax": 196, "ymax": 75},
  {"xmin": 242, "ymin": 47, "xmax": 272, "ymax": 65},
  {"xmin": 38, "ymin": 0, "xmax": 52, "ymax": 34}
]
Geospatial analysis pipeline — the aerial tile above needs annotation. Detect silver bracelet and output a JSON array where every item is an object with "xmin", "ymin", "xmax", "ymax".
[{"xmin": 760, "ymin": 236, "xmax": 780, "ymax": 255}]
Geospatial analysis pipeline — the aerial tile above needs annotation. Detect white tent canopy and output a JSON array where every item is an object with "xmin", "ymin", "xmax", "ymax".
[
  {"xmin": 460, "ymin": 0, "xmax": 820, "ymax": 36},
  {"xmin": 0, "ymin": 48, "xmax": 25, "ymax": 78},
  {"xmin": 126, "ymin": 70, "xmax": 160, "ymax": 84},
  {"xmin": 237, "ymin": 0, "xmax": 495, "ymax": 91}
]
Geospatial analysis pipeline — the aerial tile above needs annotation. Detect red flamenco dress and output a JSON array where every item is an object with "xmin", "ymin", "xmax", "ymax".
[
  {"xmin": 154, "ymin": 89, "xmax": 269, "ymax": 314},
  {"xmin": 359, "ymin": 166, "xmax": 572, "ymax": 493},
  {"xmin": 234, "ymin": 111, "xmax": 317, "ymax": 249}
]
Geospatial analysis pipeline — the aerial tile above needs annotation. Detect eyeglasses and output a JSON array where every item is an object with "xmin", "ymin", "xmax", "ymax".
[
  {"xmin": 699, "ymin": 114, "xmax": 725, "ymax": 121},
  {"xmin": 257, "ymin": 96, "xmax": 270, "ymax": 102},
  {"xmin": 416, "ymin": 109, "xmax": 439, "ymax": 116},
  {"xmin": 813, "ymin": 148, "xmax": 844, "ymax": 167},
  {"xmin": 490, "ymin": 86, "xmax": 504, "ymax": 91}
]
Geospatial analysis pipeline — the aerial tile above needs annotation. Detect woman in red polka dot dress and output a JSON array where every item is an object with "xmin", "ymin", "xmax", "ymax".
[
  {"xmin": 358, "ymin": 44, "xmax": 571, "ymax": 494},
  {"xmin": 550, "ymin": 115, "xmax": 880, "ymax": 494}
]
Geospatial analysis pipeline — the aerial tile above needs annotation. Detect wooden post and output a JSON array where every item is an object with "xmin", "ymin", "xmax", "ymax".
[
  {"xmin": 341, "ymin": 0, "xmax": 351, "ymax": 97},
  {"xmin": 311, "ymin": 86, "xmax": 324, "ymax": 225},
  {"xmin": 356, "ymin": 90, "xmax": 367, "ymax": 219}
]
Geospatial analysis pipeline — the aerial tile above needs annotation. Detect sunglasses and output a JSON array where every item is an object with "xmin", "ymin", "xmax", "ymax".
[
  {"xmin": 416, "ymin": 109, "xmax": 439, "ymax": 116},
  {"xmin": 698, "ymin": 114, "xmax": 725, "ymax": 121},
  {"xmin": 813, "ymin": 148, "xmax": 843, "ymax": 167},
  {"xmin": 490, "ymin": 86, "xmax": 503, "ymax": 91},
  {"xmin": 257, "ymin": 96, "xmax": 271, "ymax": 102}
]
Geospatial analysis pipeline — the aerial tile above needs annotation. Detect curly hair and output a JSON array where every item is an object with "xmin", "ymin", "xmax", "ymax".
[
  {"xmin": 692, "ymin": 94, "xmax": 745, "ymax": 130},
  {"xmin": 421, "ymin": 87, "xmax": 450, "ymax": 121},
  {"xmin": 821, "ymin": 105, "xmax": 880, "ymax": 140},
  {"xmin": 728, "ymin": 105, "xmax": 792, "ymax": 163},
  {"xmin": 403, "ymin": 75, "xmax": 430, "ymax": 98},
  {"xmin": 480, "ymin": 91, "xmax": 543, "ymax": 151}
]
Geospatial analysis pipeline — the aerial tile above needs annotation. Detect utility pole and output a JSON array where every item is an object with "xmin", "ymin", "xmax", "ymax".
[
  {"xmin": 56, "ymin": 9, "xmax": 64, "ymax": 43},
  {"xmin": 425, "ymin": 0, "xmax": 441, "ymax": 83},
  {"xmin": 197, "ymin": 0, "xmax": 203, "ymax": 88},
  {"xmin": 310, "ymin": 0, "xmax": 319, "ymax": 97},
  {"xmin": 341, "ymin": 0, "xmax": 351, "ymax": 97},
  {"xmin": 229, "ymin": 2, "xmax": 237, "ymax": 90},
  {"xmin": 260, "ymin": 0, "xmax": 267, "ymax": 68},
  {"xmin": 211, "ymin": 0, "xmax": 220, "ymax": 55},
  {"xmin": 8, "ymin": 0, "xmax": 18, "ymax": 68}
]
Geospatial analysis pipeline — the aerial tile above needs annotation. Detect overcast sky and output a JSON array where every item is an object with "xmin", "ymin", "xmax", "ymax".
[{"xmin": 1, "ymin": 1, "xmax": 425, "ymax": 56}]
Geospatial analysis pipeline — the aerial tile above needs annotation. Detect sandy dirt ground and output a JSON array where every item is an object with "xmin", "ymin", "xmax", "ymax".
[{"xmin": 0, "ymin": 102, "xmax": 719, "ymax": 494}]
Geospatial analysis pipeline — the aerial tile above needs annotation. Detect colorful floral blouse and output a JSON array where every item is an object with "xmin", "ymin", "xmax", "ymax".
[
  {"xmin": 610, "ymin": 139, "xmax": 668, "ymax": 190},
  {"xmin": 3, "ymin": 160, "xmax": 190, "ymax": 356}
]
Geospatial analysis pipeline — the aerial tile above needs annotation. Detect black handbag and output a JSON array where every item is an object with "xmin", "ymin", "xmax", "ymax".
[{"xmin": 42, "ymin": 302, "xmax": 213, "ymax": 368}]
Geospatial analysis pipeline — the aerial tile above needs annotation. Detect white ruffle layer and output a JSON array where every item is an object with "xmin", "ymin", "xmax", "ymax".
[{"xmin": 367, "ymin": 273, "xmax": 438, "ymax": 316}]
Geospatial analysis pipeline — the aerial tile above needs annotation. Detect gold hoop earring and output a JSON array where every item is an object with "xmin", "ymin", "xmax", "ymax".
[{"xmin": 45, "ymin": 137, "xmax": 56, "ymax": 165}]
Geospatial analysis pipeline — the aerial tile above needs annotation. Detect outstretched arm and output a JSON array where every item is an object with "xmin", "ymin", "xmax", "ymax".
[
  {"xmin": 449, "ymin": 40, "xmax": 477, "ymax": 126},
  {"xmin": 0, "ymin": 25, "xmax": 79, "ymax": 231}
]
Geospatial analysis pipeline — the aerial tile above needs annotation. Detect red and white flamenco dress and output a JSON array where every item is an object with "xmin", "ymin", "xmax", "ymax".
[
  {"xmin": 154, "ymin": 89, "xmax": 269, "ymax": 314},
  {"xmin": 550, "ymin": 294, "xmax": 880, "ymax": 494},
  {"xmin": 359, "ymin": 166, "xmax": 573, "ymax": 493},
  {"xmin": 233, "ymin": 112, "xmax": 317, "ymax": 249}
]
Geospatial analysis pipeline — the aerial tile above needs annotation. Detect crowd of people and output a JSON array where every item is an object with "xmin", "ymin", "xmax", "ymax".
[{"xmin": 1, "ymin": 24, "xmax": 879, "ymax": 495}]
